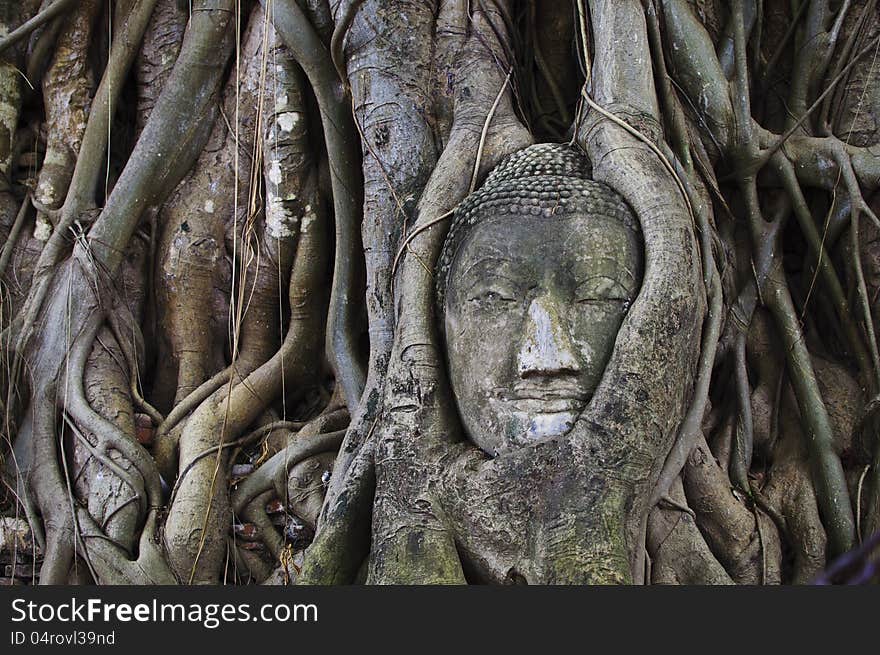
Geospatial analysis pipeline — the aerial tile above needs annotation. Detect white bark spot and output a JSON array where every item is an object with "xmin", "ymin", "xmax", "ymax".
[
  {"xmin": 268, "ymin": 160, "xmax": 283, "ymax": 185},
  {"xmin": 266, "ymin": 193, "xmax": 299, "ymax": 239},
  {"xmin": 204, "ymin": 200, "xmax": 214, "ymax": 213},
  {"xmin": 36, "ymin": 181, "xmax": 56, "ymax": 206},
  {"xmin": 301, "ymin": 207, "xmax": 315, "ymax": 233},
  {"xmin": 276, "ymin": 111, "xmax": 300, "ymax": 133},
  {"xmin": 33, "ymin": 215, "xmax": 52, "ymax": 242}
]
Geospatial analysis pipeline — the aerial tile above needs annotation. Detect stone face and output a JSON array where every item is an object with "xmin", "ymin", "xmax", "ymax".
[{"xmin": 438, "ymin": 144, "xmax": 643, "ymax": 455}]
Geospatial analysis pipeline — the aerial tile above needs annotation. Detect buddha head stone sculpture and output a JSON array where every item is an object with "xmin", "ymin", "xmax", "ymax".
[{"xmin": 437, "ymin": 143, "xmax": 643, "ymax": 455}]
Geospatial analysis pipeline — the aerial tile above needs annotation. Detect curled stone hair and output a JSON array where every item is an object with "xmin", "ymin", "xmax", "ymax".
[{"xmin": 435, "ymin": 143, "xmax": 642, "ymax": 311}]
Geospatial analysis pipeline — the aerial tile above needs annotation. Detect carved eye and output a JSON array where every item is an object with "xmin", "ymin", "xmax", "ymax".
[
  {"xmin": 473, "ymin": 289, "xmax": 515, "ymax": 303},
  {"xmin": 575, "ymin": 276, "xmax": 632, "ymax": 304},
  {"xmin": 467, "ymin": 284, "xmax": 518, "ymax": 305},
  {"xmin": 576, "ymin": 296, "xmax": 626, "ymax": 306}
]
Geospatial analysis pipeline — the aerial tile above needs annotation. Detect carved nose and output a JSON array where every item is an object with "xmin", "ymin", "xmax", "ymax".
[{"xmin": 517, "ymin": 296, "xmax": 582, "ymax": 377}]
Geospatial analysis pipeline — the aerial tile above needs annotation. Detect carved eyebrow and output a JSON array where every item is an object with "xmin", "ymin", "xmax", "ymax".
[
  {"xmin": 455, "ymin": 258, "xmax": 529, "ymax": 300},
  {"xmin": 571, "ymin": 258, "xmax": 639, "ymax": 292},
  {"xmin": 578, "ymin": 256, "xmax": 639, "ymax": 281},
  {"xmin": 457, "ymin": 256, "xmax": 528, "ymax": 280},
  {"xmin": 575, "ymin": 274, "xmax": 637, "ymax": 298}
]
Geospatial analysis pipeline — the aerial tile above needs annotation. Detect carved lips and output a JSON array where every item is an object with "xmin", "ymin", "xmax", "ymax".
[
  {"xmin": 492, "ymin": 382, "xmax": 588, "ymax": 441},
  {"xmin": 499, "ymin": 383, "xmax": 588, "ymax": 414}
]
